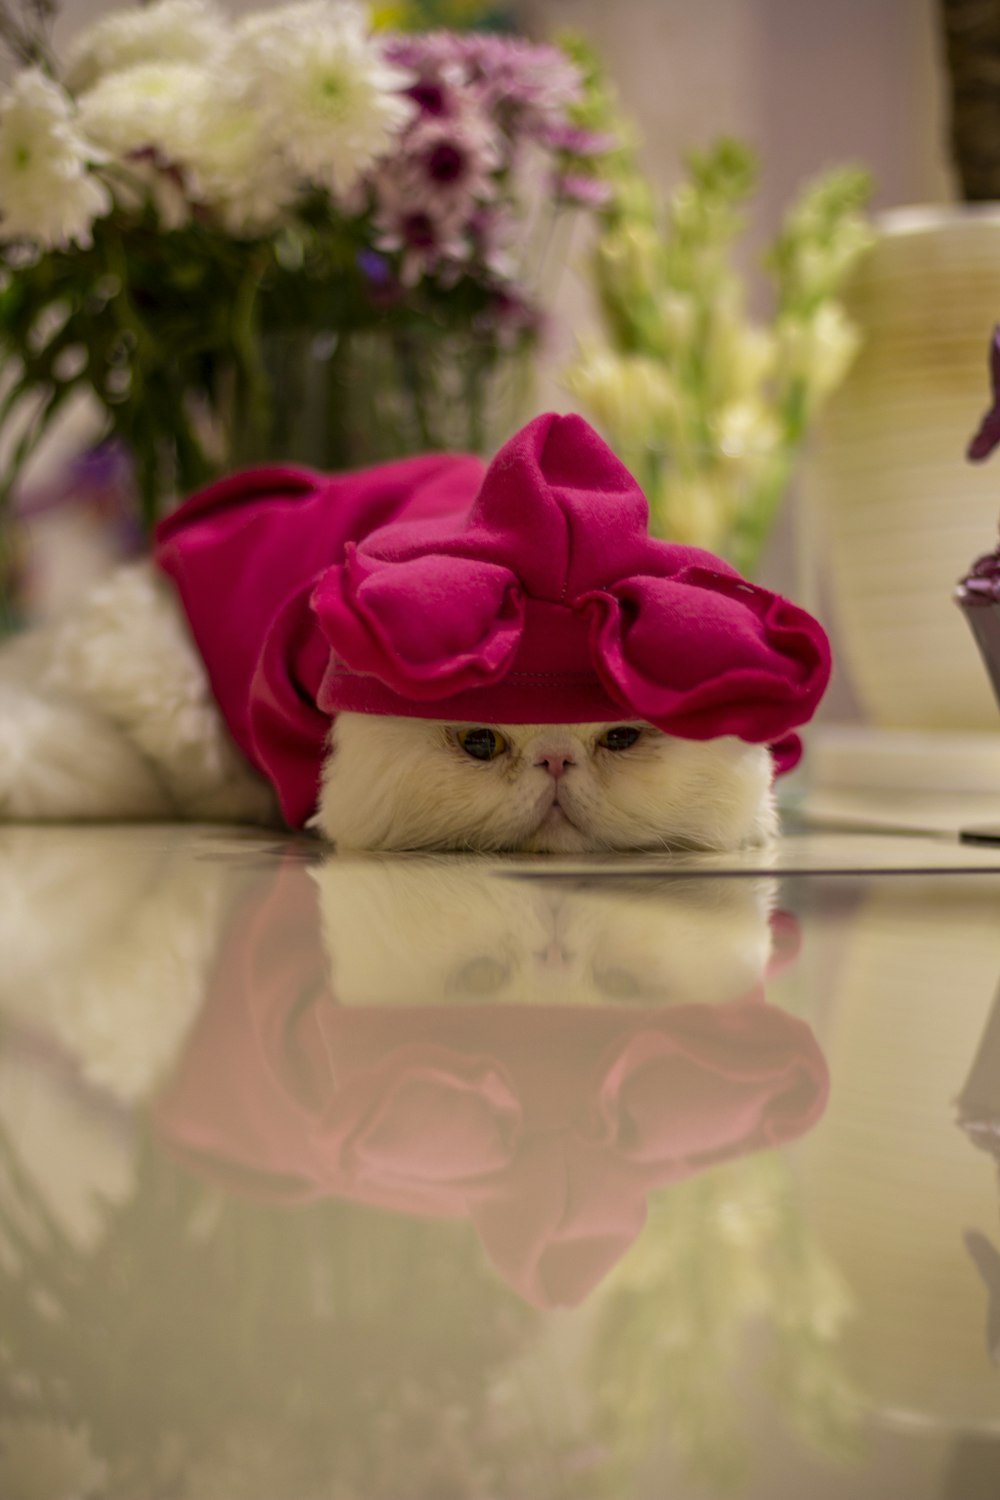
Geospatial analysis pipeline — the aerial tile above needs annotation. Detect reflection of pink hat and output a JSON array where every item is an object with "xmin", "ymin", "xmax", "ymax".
[
  {"xmin": 155, "ymin": 413, "xmax": 830, "ymax": 827},
  {"xmin": 154, "ymin": 864, "xmax": 830, "ymax": 1310}
]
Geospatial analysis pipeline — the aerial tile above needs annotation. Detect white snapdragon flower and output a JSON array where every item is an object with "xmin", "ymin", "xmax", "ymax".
[
  {"xmin": 564, "ymin": 343, "xmax": 681, "ymax": 449},
  {"xmin": 65, "ymin": 0, "xmax": 229, "ymax": 94},
  {"xmin": 778, "ymin": 302, "xmax": 861, "ymax": 407},
  {"xmin": 720, "ymin": 323, "xmax": 777, "ymax": 398},
  {"xmin": 233, "ymin": 0, "xmax": 415, "ymax": 198},
  {"xmin": 657, "ymin": 472, "xmax": 729, "ymax": 551},
  {"xmin": 0, "ymin": 70, "xmax": 110, "ymax": 251},
  {"xmin": 715, "ymin": 397, "xmax": 781, "ymax": 459},
  {"xmin": 597, "ymin": 221, "xmax": 662, "ymax": 312}
]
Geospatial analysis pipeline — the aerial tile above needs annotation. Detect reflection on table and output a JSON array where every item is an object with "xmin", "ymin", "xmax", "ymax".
[{"xmin": 0, "ymin": 828, "xmax": 840, "ymax": 1497}]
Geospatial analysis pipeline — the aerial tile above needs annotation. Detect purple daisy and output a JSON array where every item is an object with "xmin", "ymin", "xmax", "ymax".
[
  {"xmin": 372, "ymin": 109, "xmax": 502, "ymax": 281},
  {"xmin": 383, "ymin": 32, "xmax": 585, "ymax": 141},
  {"xmin": 373, "ymin": 191, "xmax": 470, "ymax": 284}
]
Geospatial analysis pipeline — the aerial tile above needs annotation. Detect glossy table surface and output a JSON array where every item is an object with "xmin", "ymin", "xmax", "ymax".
[{"xmin": 3, "ymin": 821, "xmax": 1000, "ymax": 1499}]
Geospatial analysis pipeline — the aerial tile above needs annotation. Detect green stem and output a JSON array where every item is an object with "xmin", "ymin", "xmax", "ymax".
[
  {"xmin": 229, "ymin": 251, "xmax": 272, "ymax": 462},
  {"xmin": 0, "ymin": 512, "xmax": 21, "ymax": 633},
  {"xmin": 394, "ymin": 331, "xmax": 435, "ymax": 450},
  {"xmin": 465, "ymin": 345, "xmax": 490, "ymax": 453},
  {"xmin": 0, "ymin": 380, "xmax": 75, "ymax": 517}
]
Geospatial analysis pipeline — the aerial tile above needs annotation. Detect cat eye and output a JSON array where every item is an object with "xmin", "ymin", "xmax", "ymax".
[
  {"xmin": 451, "ymin": 956, "xmax": 512, "ymax": 995},
  {"xmin": 597, "ymin": 726, "xmax": 642, "ymax": 752},
  {"xmin": 592, "ymin": 964, "xmax": 642, "ymax": 1000},
  {"xmin": 456, "ymin": 727, "xmax": 508, "ymax": 761}
]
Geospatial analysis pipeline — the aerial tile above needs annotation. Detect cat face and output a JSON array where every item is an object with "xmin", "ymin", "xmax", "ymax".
[
  {"xmin": 313, "ymin": 857, "xmax": 778, "ymax": 1009},
  {"xmin": 315, "ymin": 712, "xmax": 777, "ymax": 853}
]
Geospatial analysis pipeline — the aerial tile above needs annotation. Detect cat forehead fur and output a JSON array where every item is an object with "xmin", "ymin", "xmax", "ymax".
[{"xmin": 315, "ymin": 711, "xmax": 777, "ymax": 854}]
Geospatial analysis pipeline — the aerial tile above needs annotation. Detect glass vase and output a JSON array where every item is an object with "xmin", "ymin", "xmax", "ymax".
[{"xmin": 229, "ymin": 324, "xmax": 535, "ymax": 473}]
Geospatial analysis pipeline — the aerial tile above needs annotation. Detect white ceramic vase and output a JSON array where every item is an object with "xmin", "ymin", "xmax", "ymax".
[{"xmin": 805, "ymin": 206, "xmax": 1000, "ymax": 731}]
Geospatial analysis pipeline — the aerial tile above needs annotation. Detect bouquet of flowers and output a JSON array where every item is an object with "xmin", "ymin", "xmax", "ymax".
[
  {"xmin": 563, "ymin": 59, "xmax": 873, "ymax": 578},
  {"xmin": 0, "ymin": 0, "xmax": 612, "ymax": 537}
]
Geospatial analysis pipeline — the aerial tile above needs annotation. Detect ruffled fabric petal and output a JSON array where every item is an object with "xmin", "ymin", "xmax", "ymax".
[
  {"xmin": 590, "ymin": 1001, "xmax": 830, "ymax": 1168},
  {"xmin": 582, "ymin": 566, "xmax": 831, "ymax": 744},
  {"xmin": 312, "ymin": 543, "xmax": 525, "ymax": 700},
  {"xmin": 466, "ymin": 411, "xmax": 653, "ymax": 598}
]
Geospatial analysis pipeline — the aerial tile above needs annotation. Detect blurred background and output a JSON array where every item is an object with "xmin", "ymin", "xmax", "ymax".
[
  {"xmin": 52, "ymin": 0, "xmax": 951, "ymax": 217},
  {"xmin": 0, "ymin": 1, "xmax": 976, "ymax": 729}
]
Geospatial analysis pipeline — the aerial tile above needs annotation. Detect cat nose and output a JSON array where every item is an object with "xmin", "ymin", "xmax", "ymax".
[
  {"xmin": 535, "ymin": 747, "xmax": 576, "ymax": 779},
  {"xmin": 537, "ymin": 939, "xmax": 574, "ymax": 969}
]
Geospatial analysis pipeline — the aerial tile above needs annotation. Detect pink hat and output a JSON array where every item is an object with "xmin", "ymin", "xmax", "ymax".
[
  {"xmin": 155, "ymin": 412, "xmax": 830, "ymax": 827},
  {"xmin": 313, "ymin": 413, "xmax": 829, "ymax": 751}
]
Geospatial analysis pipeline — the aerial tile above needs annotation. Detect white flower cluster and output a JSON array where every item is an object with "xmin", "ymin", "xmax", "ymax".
[
  {"xmin": 565, "ymin": 143, "xmax": 872, "ymax": 570},
  {"xmin": 0, "ymin": 69, "xmax": 110, "ymax": 250},
  {"xmin": 235, "ymin": 1, "xmax": 412, "ymax": 198},
  {"xmin": 0, "ymin": 0, "xmax": 415, "ymax": 247}
]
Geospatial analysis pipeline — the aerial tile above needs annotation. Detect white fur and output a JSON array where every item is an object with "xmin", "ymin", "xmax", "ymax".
[
  {"xmin": 0, "ymin": 561, "xmax": 777, "ymax": 851},
  {"xmin": 0, "ymin": 561, "xmax": 276, "ymax": 825},
  {"xmin": 317, "ymin": 714, "xmax": 776, "ymax": 853},
  {"xmin": 313, "ymin": 857, "xmax": 778, "ymax": 1010}
]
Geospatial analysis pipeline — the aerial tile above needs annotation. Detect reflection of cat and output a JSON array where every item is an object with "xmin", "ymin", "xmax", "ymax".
[
  {"xmin": 156, "ymin": 856, "xmax": 828, "ymax": 1307},
  {"xmin": 0, "ymin": 414, "xmax": 829, "ymax": 851},
  {"xmin": 313, "ymin": 858, "xmax": 780, "ymax": 1010}
]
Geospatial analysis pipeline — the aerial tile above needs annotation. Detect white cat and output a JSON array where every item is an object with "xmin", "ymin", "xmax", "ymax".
[
  {"xmin": 0, "ymin": 560, "xmax": 777, "ymax": 852},
  {"xmin": 0, "ymin": 412, "xmax": 831, "ymax": 850}
]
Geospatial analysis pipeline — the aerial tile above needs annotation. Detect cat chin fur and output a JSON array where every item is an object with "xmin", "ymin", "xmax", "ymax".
[
  {"xmin": 0, "ymin": 559, "xmax": 778, "ymax": 851},
  {"xmin": 316, "ymin": 713, "xmax": 777, "ymax": 854}
]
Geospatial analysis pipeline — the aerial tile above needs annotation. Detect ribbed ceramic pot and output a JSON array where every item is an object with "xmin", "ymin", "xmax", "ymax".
[{"xmin": 804, "ymin": 206, "xmax": 1000, "ymax": 729}]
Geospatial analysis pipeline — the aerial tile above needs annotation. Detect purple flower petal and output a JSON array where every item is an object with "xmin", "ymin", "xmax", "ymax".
[
  {"xmin": 554, "ymin": 173, "xmax": 613, "ymax": 208},
  {"xmin": 967, "ymin": 326, "xmax": 1000, "ymax": 461}
]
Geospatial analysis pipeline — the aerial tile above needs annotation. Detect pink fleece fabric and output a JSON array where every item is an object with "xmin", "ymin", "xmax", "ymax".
[{"xmin": 154, "ymin": 413, "xmax": 831, "ymax": 828}]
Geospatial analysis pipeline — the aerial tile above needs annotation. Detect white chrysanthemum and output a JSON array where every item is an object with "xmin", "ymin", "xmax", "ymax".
[
  {"xmin": 65, "ymin": 0, "xmax": 229, "ymax": 94},
  {"xmin": 0, "ymin": 69, "xmax": 110, "ymax": 250},
  {"xmin": 77, "ymin": 61, "xmax": 213, "ymax": 166},
  {"xmin": 184, "ymin": 89, "xmax": 298, "ymax": 234},
  {"xmin": 233, "ymin": 1, "xmax": 415, "ymax": 197},
  {"xmin": 0, "ymin": 1421, "xmax": 107, "ymax": 1500}
]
